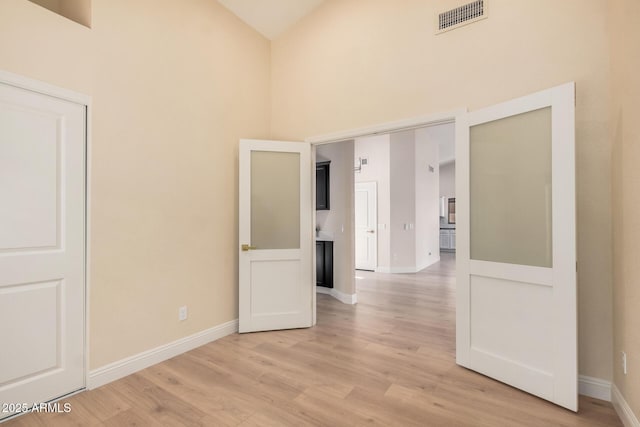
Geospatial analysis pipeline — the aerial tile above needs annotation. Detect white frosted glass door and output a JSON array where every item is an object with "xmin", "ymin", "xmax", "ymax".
[
  {"xmin": 239, "ymin": 140, "xmax": 312, "ymax": 333},
  {"xmin": 456, "ymin": 83, "xmax": 577, "ymax": 411},
  {"xmin": 470, "ymin": 107, "xmax": 552, "ymax": 268},
  {"xmin": 251, "ymin": 151, "xmax": 300, "ymax": 250}
]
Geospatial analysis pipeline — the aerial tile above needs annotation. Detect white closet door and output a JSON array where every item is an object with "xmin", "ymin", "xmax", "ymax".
[{"xmin": 0, "ymin": 81, "xmax": 86, "ymax": 420}]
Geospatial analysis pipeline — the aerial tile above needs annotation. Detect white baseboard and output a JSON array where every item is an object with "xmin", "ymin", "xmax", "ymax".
[
  {"xmin": 376, "ymin": 266, "xmax": 414, "ymax": 274},
  {"xmin": 316, "ymin": 286, "xmax": 357, "ymax": 304},
  {"xmin": 375, "ymin": 258, "xmax": 439, "ymax": 274},
  {"xmin": 331, "ymin": 288, "xmax": 357, "ymax": 304},
  {"xmin": 374, "ymin": 267, "xmax": 419, "ymax": 274},
  {"xmin": 578, "ymin": 375, "xmax": 611, "ymax": 401},
  {"xmin": 612, "ymin": 384, "xmax": 640, "ymax": 427},
  {"xmin": 416, "ymin": 257, "xmax": 440, "ymax": 272},
  {"xmin": 87, "ymin": 319, "xmax": 238, "ymax": 389},
  {"xmin": 316, "ymin": 286, "xmax": 332, "ymax": 295}
]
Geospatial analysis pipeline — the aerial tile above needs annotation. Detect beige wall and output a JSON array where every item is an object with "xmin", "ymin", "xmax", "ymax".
[
  {"xmin": 272, "ymin": 0, "xmax": 613, "ymax": 380},
  {"xmin": 60, "ymin": 0, "xmax": 91, "ymax": 27},
  {"xmin": 0, "ymin": 0, "xmax": 270, "ymax": 369},
  {"xmin": 610, "ymin": 0, "xmax": 640, "ymax": 415},
  {"xmin": 28, "ymin": 0, "xmax": 91, "ymax": 27},
  {"xmin": 0, "ymin": 0, "xmax": 623, "ymax": 390},
  {"xmin": 0, "ymin": 1, "xmax": 93, "ymax": 94},
  {"xmin": 27, "ymin": 0, "xmax": 61, "ymax": 13},
  {"xmin": 316, "ymin": 142, "xmax": 356, "ymax": 295}
]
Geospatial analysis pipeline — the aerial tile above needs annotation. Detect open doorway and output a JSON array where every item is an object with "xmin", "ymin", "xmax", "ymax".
[
  {"xmin": 238, "ymin": 84, "xmax": 577, "ymax": 411},
  {"xmin": 312, "ymin": 118, "xmax": 457, "ymax": 306}
]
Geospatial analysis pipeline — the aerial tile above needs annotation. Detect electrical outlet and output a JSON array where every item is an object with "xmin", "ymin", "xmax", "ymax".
[
  {"xmin": 622, "ymin": 351, "xmax": 627, "ymax": 375},
  {"xmin": 179, "ymin": 306, "xmax": 188, "ymax": 321}
]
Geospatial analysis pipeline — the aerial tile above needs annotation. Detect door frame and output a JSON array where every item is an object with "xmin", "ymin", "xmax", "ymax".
[
  {"xmin": 306, "ymin": 108, "xmax": 465, "ymax": 324},
  {"xmin": 0, "ymin": 70, "xmax": 92, "ymax": 394}
]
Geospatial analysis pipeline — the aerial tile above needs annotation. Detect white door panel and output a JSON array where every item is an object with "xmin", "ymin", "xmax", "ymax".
[
  {"xmin": 0, "ymin": 104, "xmax": 59, "ymax": 251},
  {"xmin": 456, "ymin": 83, "xmax": 577, "ymax": 411},
  {"xmin": 355, "ymin": 182, "xmax": 377, "ymax": 271},
  {"xmin": 239, "ymin": 140, "xmax": 312, "ymax": 333},
  {"xmin": 0, "ymin": 81, "xmax": 85, "ymax": 420}
]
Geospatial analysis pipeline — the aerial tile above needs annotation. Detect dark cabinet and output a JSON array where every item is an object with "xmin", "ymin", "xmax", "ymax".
[
  {"xmin": 316, "ymin": 240, "xmax": 333, "ymax": 288},
  {"xmin": 316, "ymin": 161, "xmax": 330, "ymax": 210}
]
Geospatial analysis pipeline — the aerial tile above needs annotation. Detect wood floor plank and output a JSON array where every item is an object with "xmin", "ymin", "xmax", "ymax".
[{"xmin": 4, "ymin": 253, "xmax": 622, "ymax": 426}]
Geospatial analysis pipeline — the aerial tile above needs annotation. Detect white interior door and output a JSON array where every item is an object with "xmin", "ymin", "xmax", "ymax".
[
  {"xmin": 355, "ymin": 182, "xmax": 377, "ymax": 271},
  {"xmin": 456, "ymin": 83, "xmax": 577, "ymax": 411},
  {"xmin": 0, "ymin": 81, "xmax": 86, "ymax": 419},
  {"xmin": 239, "ymin": 139, "xmax": 313, "ymax": 333}
]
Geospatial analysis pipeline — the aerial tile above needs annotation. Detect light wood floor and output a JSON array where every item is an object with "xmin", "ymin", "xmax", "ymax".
[{"xmin": 6, "ymin": 253, "xmax": 621, "ymax": 426}]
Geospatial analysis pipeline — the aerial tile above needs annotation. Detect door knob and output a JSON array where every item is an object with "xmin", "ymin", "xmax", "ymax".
[
  {"xmin": 366, "ymin": 230, "xmax": 375, "ymax": 234},
  {"xmin": 241, "ymin": 244, "xmax": 257, "ymax": 251}
]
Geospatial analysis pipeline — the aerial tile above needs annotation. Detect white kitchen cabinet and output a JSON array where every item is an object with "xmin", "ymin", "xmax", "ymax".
[
  {"xmin": 440, "ymin": 229, "xmax": 456, "ymax": 251},
  {"xmin": 440, "ymin": 230, "xmax": 449, "ymax": 249}
]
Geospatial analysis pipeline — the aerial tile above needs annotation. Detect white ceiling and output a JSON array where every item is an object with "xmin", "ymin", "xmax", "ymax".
[{"xmin": 217, "ymin": 0, "xmax": 325, "ymax": 40}]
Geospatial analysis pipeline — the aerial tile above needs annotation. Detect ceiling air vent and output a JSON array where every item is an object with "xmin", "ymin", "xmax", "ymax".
[{"xmin": 437, "ymin": 0, "xmax": 487, "ymax": 34}]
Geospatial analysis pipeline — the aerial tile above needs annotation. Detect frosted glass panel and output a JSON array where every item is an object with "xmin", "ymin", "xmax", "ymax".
[
  {"xmin": 251, "ymin": 151, "xmax": 300, "ymax": 249},
  {"xmin": 470, "ymin": 107, "xmax": 552, "ymax": 268}
]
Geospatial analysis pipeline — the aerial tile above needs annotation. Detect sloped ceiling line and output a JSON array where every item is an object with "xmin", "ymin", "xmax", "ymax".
[{"xmin": 217, "ymin": 0, "xmax": 325, "ymax": 40}]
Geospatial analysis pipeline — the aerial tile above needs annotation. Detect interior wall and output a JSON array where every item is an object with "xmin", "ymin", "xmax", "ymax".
[
  {"xmin": 354, "ymin": 134, "xmax": 391, "ymax": 270},
  {"xmin": 28, "ymin": 0, "xmax": 91, "ymax": 27},
  {"xmin": 440, "ymin": 163, "xmax": 455, "ymax": 199},
  {"xmin": 355, "ymin": 130, "xmax": 440, "ymax": 273},
  {"xmin": 437, "ymin": 123, "xmax": 456, "ymax": 165},
  {"xmin": 0, "ymin": 0, "xmax": 622, "ymax": 390},
  {"xmin": 271, "ymin": 0, "xmax": 613, "ymax": 381},
  {"xmin": 389, "ymin": 130, "xmax": 416, "ymax": 270},
  {"xmin": 316, "ymin": 141, "xmax": 356, "ymax": 296},
  {"xmin": 0, "ymin": 0, "xmax": 93, "ymax": 94},
  {"xmin": 414, "ymin": 129, "xmax": 440, "ymax": 270},
  {"xmin": 610, "ymin": 0, "xmax": 640, "ymax": 416},
  {"xmin": 0, "ymin": 0, "xmax": 271, "ymax": 369},
  {"xmin": 28, "ymin": 0, "xmax": 61, "ymax": 13},
  {"xmin": 60, "ymin": 0, "xmax": 91, "ymax": 27}
]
